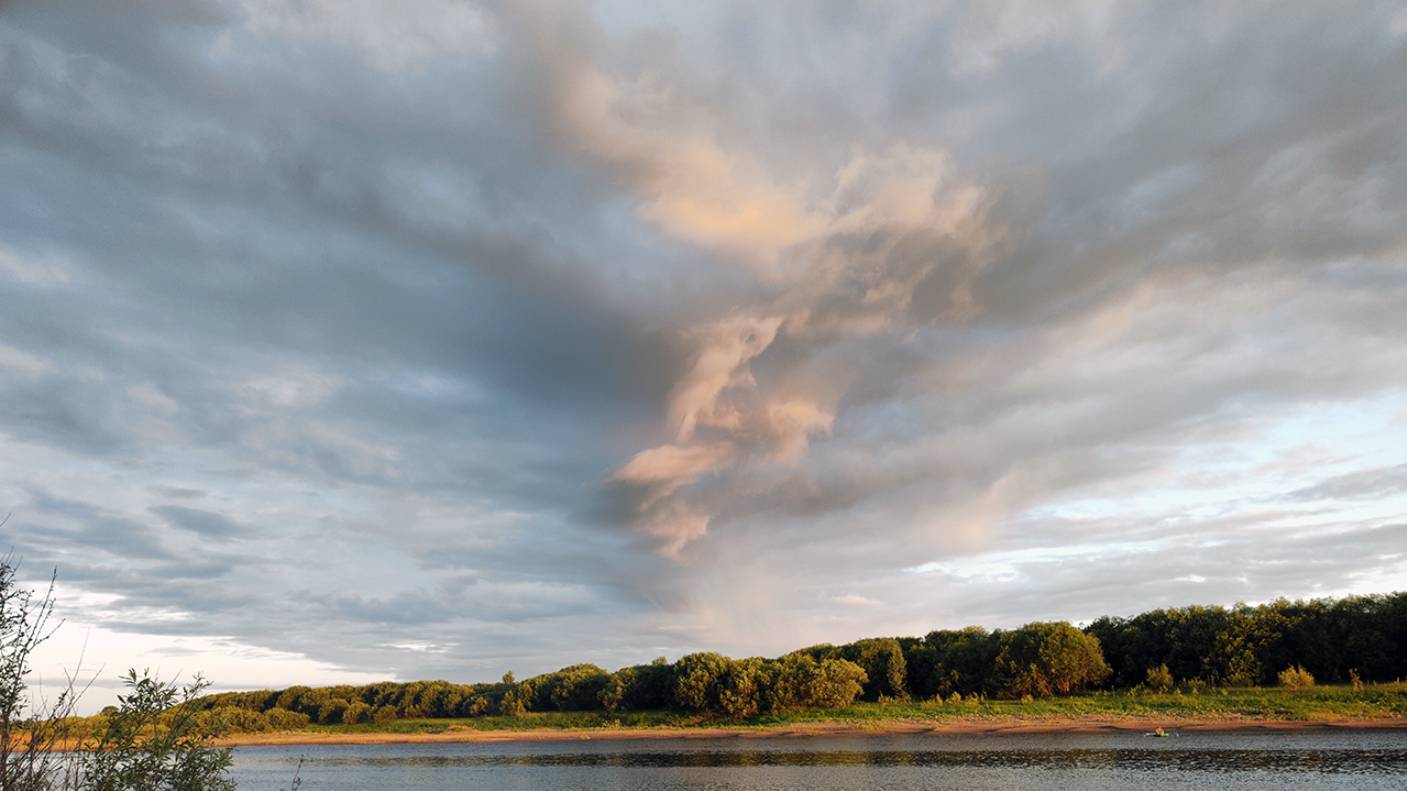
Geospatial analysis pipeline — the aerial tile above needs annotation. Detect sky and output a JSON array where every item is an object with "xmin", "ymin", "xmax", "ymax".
[{"xmin": 3, "ymin": 1, "xmax": 1407, "ymax": 711}]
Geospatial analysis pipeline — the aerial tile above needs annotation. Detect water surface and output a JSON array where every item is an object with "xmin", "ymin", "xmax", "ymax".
[{"xmin": 229, "ymin": 729, "xmax": 1407, "ymax": 790}]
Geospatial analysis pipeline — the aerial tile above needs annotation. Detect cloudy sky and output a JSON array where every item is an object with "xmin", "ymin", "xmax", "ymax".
[{"xmin": 4, "ymin": 1, "xmax": 1407, "ymax": 708}]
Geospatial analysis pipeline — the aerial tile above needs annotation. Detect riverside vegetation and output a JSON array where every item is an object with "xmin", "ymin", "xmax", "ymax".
[
  {"xmin": 2, "ymin": 556, "xmax": 258, "ymax": 790},
  {"xmin": 174, "ymin": 592, "xmax": 1407, "ymax": 734},
  {"xmin": 5, "ymin": 556, "xmax": 1405, "ymax": 789}
]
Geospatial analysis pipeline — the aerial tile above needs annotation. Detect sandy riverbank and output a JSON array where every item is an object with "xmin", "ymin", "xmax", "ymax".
[{"xmin": 214, "ymin": 715, "xmax": 1407, "ymax": 747}]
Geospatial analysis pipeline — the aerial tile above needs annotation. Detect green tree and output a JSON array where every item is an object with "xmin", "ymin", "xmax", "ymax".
[
  {"xmin": 81, "ymin": 670, "xmax": 236, "ymax": 791},
  {"xmin": 839, "ymin": 638, "xmax": 907, "ymax": 700},
  {"xmin": 265, "ymin": 707, "xmax": 311, "ymax": 730},
  {"xmin": 342, "ymin": 701, "xmax": 371, "ymax": 724},
  {"xmin": 804, "ymin": 659, "xmax": 868, "ymax": 708},
  {"xmin": 717, "ymin": 658, "xmax": 765, "ymax": 718},
  {"xmin": 672, "ymin": 653, "xmax": 730, "ymax": 711},
  {"xmin": 316, "ymin": 698, "xmax": 350, "ymax": 725},
  {"xmin": 1145, "ymin": 663, "xmax": 1174, "ymax": 692},
  {"xmin": 993, "ymin": 622, "xmax": 1109, "ymax": 698}
]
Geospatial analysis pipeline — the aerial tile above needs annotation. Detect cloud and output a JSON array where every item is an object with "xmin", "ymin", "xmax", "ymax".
[
  {"xmin": 1287, "ymin": 464, "xmax": 1407, "ymax": 502},
  {"xmin": 2, "ymin": 0, "xmax": 1406, "ymax": 696},
  {"xmin": 149, "ymin": 505, "xmax": 250, "ymax": 540}
]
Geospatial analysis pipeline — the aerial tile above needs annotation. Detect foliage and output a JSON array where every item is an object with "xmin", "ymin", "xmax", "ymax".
[
  {"xmin": 79, "ymin": 670, "xmax": 235, "ymax": 791},
  {"xmin": 1278, "ymin": 664, "xmax": 1315, "ymax": 689},
  {"xmin": 1086, "ymin": 594, "xmax": 1407, "ymax": 687},
  {"xmin": 521, "ymin": 664, "xmax": 610, "ymax": 712},
  {"xmin": 990, "ymin": 622, "xmax": 1110, "ymax": 698},
  {"xmin": 838, "ymin": 639, "xmax": 907, "ymax": 701},
  {"xmin": 1145, "ymin": 664, "xmax": 1174, "ymax": 692},
  {"xmin": 672, "ymin": 653, "xmax": 730, "ymax": 711},
  {"xmin": 716, "ymin": 658, "xmax": 766, "ymax": 718},
  {"xmin": 265, "ymin": 708, "xmax": 311, "ymax": 731},
  {"xmin": 2, "ymin": 556, "xmax": 243, "ymax": 789},
  {"xmin": 171, "ymin": 591, "xmax": 1407, "ymax": 724},
  {"xmin": 1, "ymin": 555, "xmax": 79, "ymax": 791}
]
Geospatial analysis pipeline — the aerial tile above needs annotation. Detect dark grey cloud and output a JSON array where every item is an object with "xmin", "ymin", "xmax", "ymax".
[
  {"xmin": 1288, "ymin": 464, "xmax": 1407, "ymax": 502},
  {"xmin": 149, "ymin": 506, "xmax": 249, "ymax": 540},
  {"xmin": 2, "ymin": 0, "xmax": 1406, "ymax": 694}
]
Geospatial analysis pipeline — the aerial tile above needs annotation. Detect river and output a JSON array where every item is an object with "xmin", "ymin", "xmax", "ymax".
[{"xmin": 228, "ymin": 729, "xmax": 1407, "ymax": 789}]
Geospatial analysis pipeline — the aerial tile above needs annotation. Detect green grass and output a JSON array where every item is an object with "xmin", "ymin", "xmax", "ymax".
[{"xmin": 295, "ymin": 683, "xmax": 1407, "ymax": 735}]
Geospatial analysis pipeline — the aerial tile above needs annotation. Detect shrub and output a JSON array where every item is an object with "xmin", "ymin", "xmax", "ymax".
[
  {"xmin": 317, "ymin": 698, "xmax": 350, "ymax": 724},
  {"xmin": 673, "ymin": 653, "xmax": 731, "ymax": 711},
  {"xmin": 265, "ymin": 707, "xmax": 312, "ymax": 730},
  {"xmin": 1277, "ymin": 664, "xmax": 1315, "ymax": 689},
  {"xmin": 342, "ymin": 701, "xmax": 371, "ymax": 724},
  {"xmin": 993, "ymin": 622, "xmax": 1110, "ymax": 698},
  {"xmin": 496, "ymin": 689, "xmax": 526, "ymax": 717},
  {"xmin": 717, "ymin": 659, "xmax": 765, "ymax": 718},
  {"xmin": 840, "ymin": 639, "xmax": 908, "ymax": 701},
  {"xmin": 804, "ymin": 659, "xmax": 867, "ymax": 708},
  {"xmin": 81, "ymin": 671, "xmax": 236, "ymax": 790},
  {"xmin": 1145, "ymin": 663, "xmax": 1174, "ymax": 692},
  {"xmin": 523, "ymin": 664, "xmax": 611, "ymax": 712},
  {"xmin": 202, "ymin": 705, "xmax": 271, "ymax": 733},
  {"xmin": 600, "ymin": 668, "xmax": 632, "ymax": 713}
]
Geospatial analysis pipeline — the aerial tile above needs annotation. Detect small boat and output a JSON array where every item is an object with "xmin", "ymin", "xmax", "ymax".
[{"xmin": 1144, "ymin": 727, "xmax": 1173, "ymax": 738}]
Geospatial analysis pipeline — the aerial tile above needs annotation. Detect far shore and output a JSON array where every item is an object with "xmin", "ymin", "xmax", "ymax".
[{"xmin": 216, "ymin": 715, "xmax": 1407, "ymax": 748}]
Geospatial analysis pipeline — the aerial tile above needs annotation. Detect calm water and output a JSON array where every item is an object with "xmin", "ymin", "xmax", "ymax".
[{"xmin": 229, "ymin": 730, "xmax": 1407, "ymax": 790}]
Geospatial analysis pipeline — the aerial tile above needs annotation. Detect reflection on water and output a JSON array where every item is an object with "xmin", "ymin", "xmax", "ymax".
[
  {"xmin": 295, "ymin": 746, "xmax": 1407, "ymax": 772},
  {"xmin": 229, "ymin": 730, "xmax": 1407, "ymax": 790}
]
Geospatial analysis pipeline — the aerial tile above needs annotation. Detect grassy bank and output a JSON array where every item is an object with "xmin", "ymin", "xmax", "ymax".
[{"xmin": 253, "ymin": 683, "xmax": 1407, "ymax": 739}]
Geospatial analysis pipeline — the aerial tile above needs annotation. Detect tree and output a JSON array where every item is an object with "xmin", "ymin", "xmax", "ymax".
[
  {"xmin": 265, "ymin": 707, "xmax": 311, "ymax": 730},
  {"xmin": 804, "ymin": 659, "xmax": 867, "ymax": 708},
  {"xmin": 1, "ymin": 555, "xmax": 80, "ymax": 791},
  {"xmin": 80, "ymin": 670, "xmax": 236, "ymax": 791},
  {"xmin": 993, "ymin": 622, "xmax": 1109, "ymax": 698},
  {"xmin": 672, "ymin": 653, "xmax": 730, "ymax": 712},
  {"xmin": 839, "ymin": 638, "xmax": 907, "ymax": 700},
  {"xmin": 495, "ymin": 688, "xmax": 526, "ymax": 717},
  {"xmin": 923, "ymin": 627, "xmax": 999, "ymax": 697},
  {"xmin": 522, "ymin": 664, "xmax": 610, "ymax": 712},
  {"xmin": 342, "ymin": 701, "xmax": 370, "ymax": 724},
  {"xmin": 716, "ymin": 658, "xmax": 765, "ymax": 718}
]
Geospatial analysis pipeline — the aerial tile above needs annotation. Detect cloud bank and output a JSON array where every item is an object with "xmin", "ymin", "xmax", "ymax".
[{"xmin": 2, "ymin": 0, "xmax": 1405, "ymax": 702}]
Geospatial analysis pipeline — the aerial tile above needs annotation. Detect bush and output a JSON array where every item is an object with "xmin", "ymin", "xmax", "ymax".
[
  {"xmin": 81, "ymin": 671, "xmax": 236, "ymax": 790},
  {"xmin": 200, "ymin": 706, "xmax": 271, "ymax": 733},
  {"xmin": 342, "ymin": 701, "xmax": 371, "ymax": 724},
  {"xmin": 673, "ymin": 653, "xmax": 730, "ymax": 711},
  {"xmin": 496, "ymin": 689, "xmax": 526, "ymax": 717},
  {"xmin": 1145, "ymin": 663, "xmax": 1174, "ymax": 692},
  {"xmin": 265, "ymin": 707, "xmax": 312, "ymax": 730},
  {"xmin": 317, "ymin": 698, "xmax": 350, "ymax": 724},
  {"xmin": 522, "ymin": 664, "xmax": 611, "ymax": 712},
  {"xmin": 993, "ymin": 622, "xmax": 1110, "ymax": 698},
  {"xmin": 717, "ymin": 659, "xmax": 766, "ymax": 718},
  {"xmin": 803, "ymin": 659, "xmax": 867, "ymax": 708},
  {"xmin": 839, "ymin": 639, "xmax": 908, "ymax": 701},
  {"xmin": 1278, "ymin": 664, "xmax": 1315, "ymax": 689}
]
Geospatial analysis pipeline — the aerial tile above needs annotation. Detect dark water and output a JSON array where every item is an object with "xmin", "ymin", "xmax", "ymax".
[{"xmin": 229, "ymin": 730, "xmax": 1407, "ymax": 790}]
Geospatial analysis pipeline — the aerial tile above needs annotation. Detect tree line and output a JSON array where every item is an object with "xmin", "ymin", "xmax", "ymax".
[{"xmin": 186, "ymin": 592, "xmax": 1407, "ymax": 727}]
